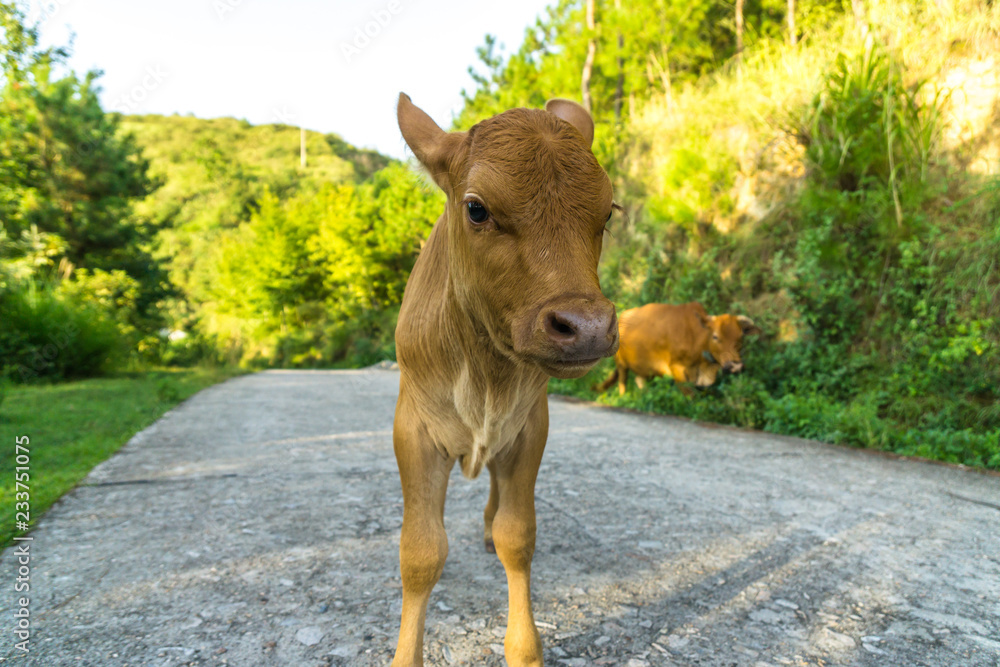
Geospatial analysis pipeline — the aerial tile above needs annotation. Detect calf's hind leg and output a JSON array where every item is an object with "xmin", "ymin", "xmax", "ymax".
[
  {"xmin": 391, "ymin": 409, "xmax": 454, "ymax": 667},
  {"xmin": 484, "ymin": 461, "xmax": 499, "ymax": 553},
  {"xmin": 617, "ymin": 363, "xmax": 629, "ymax": 395}
]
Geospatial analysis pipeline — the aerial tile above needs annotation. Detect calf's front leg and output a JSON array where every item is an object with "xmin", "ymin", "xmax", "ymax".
[
  {"xmin": 391, "ymin": 406, "xmax": 454, "ymax": 667},
  {"xmin": 491, "ymin": 394, "xmax": 549, "ymax": 667}
]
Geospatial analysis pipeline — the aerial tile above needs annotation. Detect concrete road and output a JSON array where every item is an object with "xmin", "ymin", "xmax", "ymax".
[{"xmin": 2, "ymin": 369, "xmax": 999, "ymax": 666}]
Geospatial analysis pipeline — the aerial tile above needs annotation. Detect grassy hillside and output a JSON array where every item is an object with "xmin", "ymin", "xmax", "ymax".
[
  {"xmin": 122, "ymin": 114, "xmax": 390, "ymax": 232},
  {"xmin": 115, "ymin": 114, "xmax": 440, "ymax": 368},
  {"xmin": 121, "ymin": 114, "xmax": 390, "ymax": 307},
  {"xmin": 546, "ymin": 1, "xmax": 1000, "ymax": 470}
]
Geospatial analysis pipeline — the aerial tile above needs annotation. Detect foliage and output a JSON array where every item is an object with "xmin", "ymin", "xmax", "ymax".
[
  {"xmin": 1, "ymin": 0, "xmax": 164, "ymax": 379},
  {"xmin": 0, "ymin": 225, "xmax": 135, "ymax": 382},
  {"xmin": 544, "ymin": 1, "xmax": 1000, "ymax": 471},
  {"xmin": 1, "ymin": 2, "xmax": 160, "ymax": 286},
  {"xmin": 126, "ymin": 113, "xmax": 388, "ymax": 240},
  {"xmin": 1, "ymin": 0, "xmax": 402, "ymax": 379},
  {"xmin": 456, "ymin": 0, "xmax": 844, "ymax": 169},
  {"xmin": 202, "ymin": 162, "xmax": 443, "ymax": 367},
  {"xmin": 3, "ymin": 0, "xmax": 998, "ymax": 473},
  {"xmin": 127, "ymin": 114, "xmax": 393, "ymax": 351},
  {"xmin": 0, "ymin": 280, "xmax": 125, "ymax": 381}
]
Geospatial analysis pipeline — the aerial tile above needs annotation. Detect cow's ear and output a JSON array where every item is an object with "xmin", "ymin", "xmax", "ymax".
[
  {"xmin": 737, "ymin": 316, "xmax": 762, "ymax": 336},
  {"xmin": 398, "ymin": 93, "xmax": 466, "ymax": 191},
  {"xmin": 695, "ymin": 310, "xmax": 712, "ymax": 330},
  {"xmin": 545, "ymin": 99, "xmax": 595, "ymax": 147}
]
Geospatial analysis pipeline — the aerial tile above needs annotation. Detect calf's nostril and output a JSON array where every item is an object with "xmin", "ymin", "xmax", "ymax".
[{"xmin": 546, "ymin": 312, "xmax": 577, "ymax": 339}]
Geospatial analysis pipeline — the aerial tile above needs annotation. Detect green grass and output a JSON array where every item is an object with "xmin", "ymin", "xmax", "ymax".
[
  {"xmin": 552, "ymin": 364, "xmax": 1000, "ymax": 473},
  {"xmin": 0, "ymin": 367, "xmax": 244, "ymax": 547}
]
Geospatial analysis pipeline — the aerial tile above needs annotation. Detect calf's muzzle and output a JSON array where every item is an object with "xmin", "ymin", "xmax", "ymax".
[{"xmin": 537, "ymin": 296, "xmax": 619, "ymax": 363}]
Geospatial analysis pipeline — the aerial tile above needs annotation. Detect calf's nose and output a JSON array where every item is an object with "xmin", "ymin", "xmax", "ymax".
[
  {"xmin": 541, "ymin": 300, "xmax": 618, "ymax": 360},
  {"xmin": 724, "ymin": 361, "xmax": 744, "ymax": 374}
]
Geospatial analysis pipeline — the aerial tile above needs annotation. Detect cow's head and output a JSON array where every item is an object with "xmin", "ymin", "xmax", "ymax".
[
  {"xmin": 700, "ymin": 313, "xmax": 762, "ymax": 378},
  {"xmin": 397, "ymin": 93, "xmax": 619, "ymax": 378}
]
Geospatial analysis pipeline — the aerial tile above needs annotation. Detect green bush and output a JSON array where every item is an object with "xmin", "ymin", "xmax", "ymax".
[
  {"xmin": 0, "ymin": 282, "xmax": 127, "ymax": 382},
  {"xmin": 763, "ymin": 391, "xmax": 840, "ymax": 441},
  {"xmin": 891, "ymin": 428, "xmax": 1000, "ymax": 469}
]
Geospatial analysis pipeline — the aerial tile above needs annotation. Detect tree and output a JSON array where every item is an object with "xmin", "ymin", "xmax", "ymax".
[
  {"xmin": 851, "ymin": 0, "xmax": 869, "ymax": 39},
  {"xmin": 0, "ymin": 1, "xmax": 62, "ymax": 84},
  {"xmin": 0, "ymin": 67, "xmax": 159, "ymax": 273},
  {"xmin": 204, "ymin": 163, "xmax": 443, "ymax": 364},
  {"xmin": 613, "ymin": 0, "xmax": 624, "ymax": 125},
  {"xmin": 1, "ymin": 1, "xmax": 161, "ymax": 302},
  {"xmin": 788, "ymin": 0, "xmax": 797, "ymax": 46},
  {"xmin": 581, "ymin": 0, "xmax": 596, "ymax": 113},
  {"xmin": 736, "ymin": 0, "xmax": 745, "ymax": 59}
]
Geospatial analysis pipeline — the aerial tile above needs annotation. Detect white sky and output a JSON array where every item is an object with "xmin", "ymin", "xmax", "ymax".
[{"xmin": 29, "ymin": 0, "xmax": 555, "ymax": 159}]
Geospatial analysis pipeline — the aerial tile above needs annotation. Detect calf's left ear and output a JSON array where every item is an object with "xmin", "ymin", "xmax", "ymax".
[
  {"xmin": 737, "ymin": 316, "xmax": 762, "ymax": 336},
  {"xmin": 397, "ymin": 93, "xmax": 466, "ymax": 191},
  {"xmin": 545, "ymin": 99, "xmax": 595, "ymax": 147}
]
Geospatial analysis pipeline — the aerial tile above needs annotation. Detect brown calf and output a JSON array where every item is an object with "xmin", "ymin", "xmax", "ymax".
[
  {"xmin": 597, "ymin": 301, "xmax": 760, "ymax": 394},
  {"xmin": 391, "ymin": 93, "xmax": 619, "ymax": 666}
]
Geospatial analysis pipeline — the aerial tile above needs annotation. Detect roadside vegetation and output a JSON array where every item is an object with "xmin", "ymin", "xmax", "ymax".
[
  {"xmin": 537, "ymin": 1, "xmax": 1000, "ymax": 470},
  {"xmin": 2, "ymin": 0, "xmax": 997, "ymax": 470}
]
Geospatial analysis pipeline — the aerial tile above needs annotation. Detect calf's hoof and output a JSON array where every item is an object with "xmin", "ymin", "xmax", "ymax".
[{"xmin": 484, "ymin": 537, "xmax": 496, "ymax": 554}]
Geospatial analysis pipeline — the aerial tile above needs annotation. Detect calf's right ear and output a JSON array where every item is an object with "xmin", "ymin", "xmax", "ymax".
[
  {"xmin": 397, "ymin": 93, "xmax": 465, "ymax": 191},
  {"xmin": 545, "ymin": 99, "xmax": 595, "ymax": 147}
]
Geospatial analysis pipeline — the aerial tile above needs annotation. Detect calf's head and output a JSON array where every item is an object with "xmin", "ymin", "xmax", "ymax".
[
  {"xmin": 398, "ymin": 93, "xmax": 619, "ymax": 378},
  {"xmin": 701, "ymin": 313, "xmax": 762, "ymax": 375}
]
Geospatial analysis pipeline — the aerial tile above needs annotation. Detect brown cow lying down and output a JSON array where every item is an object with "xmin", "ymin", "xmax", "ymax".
[
  {"xmin": 391, "ymin": 93, "xmax": 619, "ymax": 667},
  {"xmin": 597, "ymin": 301, "xmax": 761, "ymax": 395}
]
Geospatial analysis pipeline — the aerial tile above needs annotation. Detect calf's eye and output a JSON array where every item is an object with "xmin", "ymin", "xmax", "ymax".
[{"xmin": 467, "ymin": 201, "xmax": 489, "ymax": 224}]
